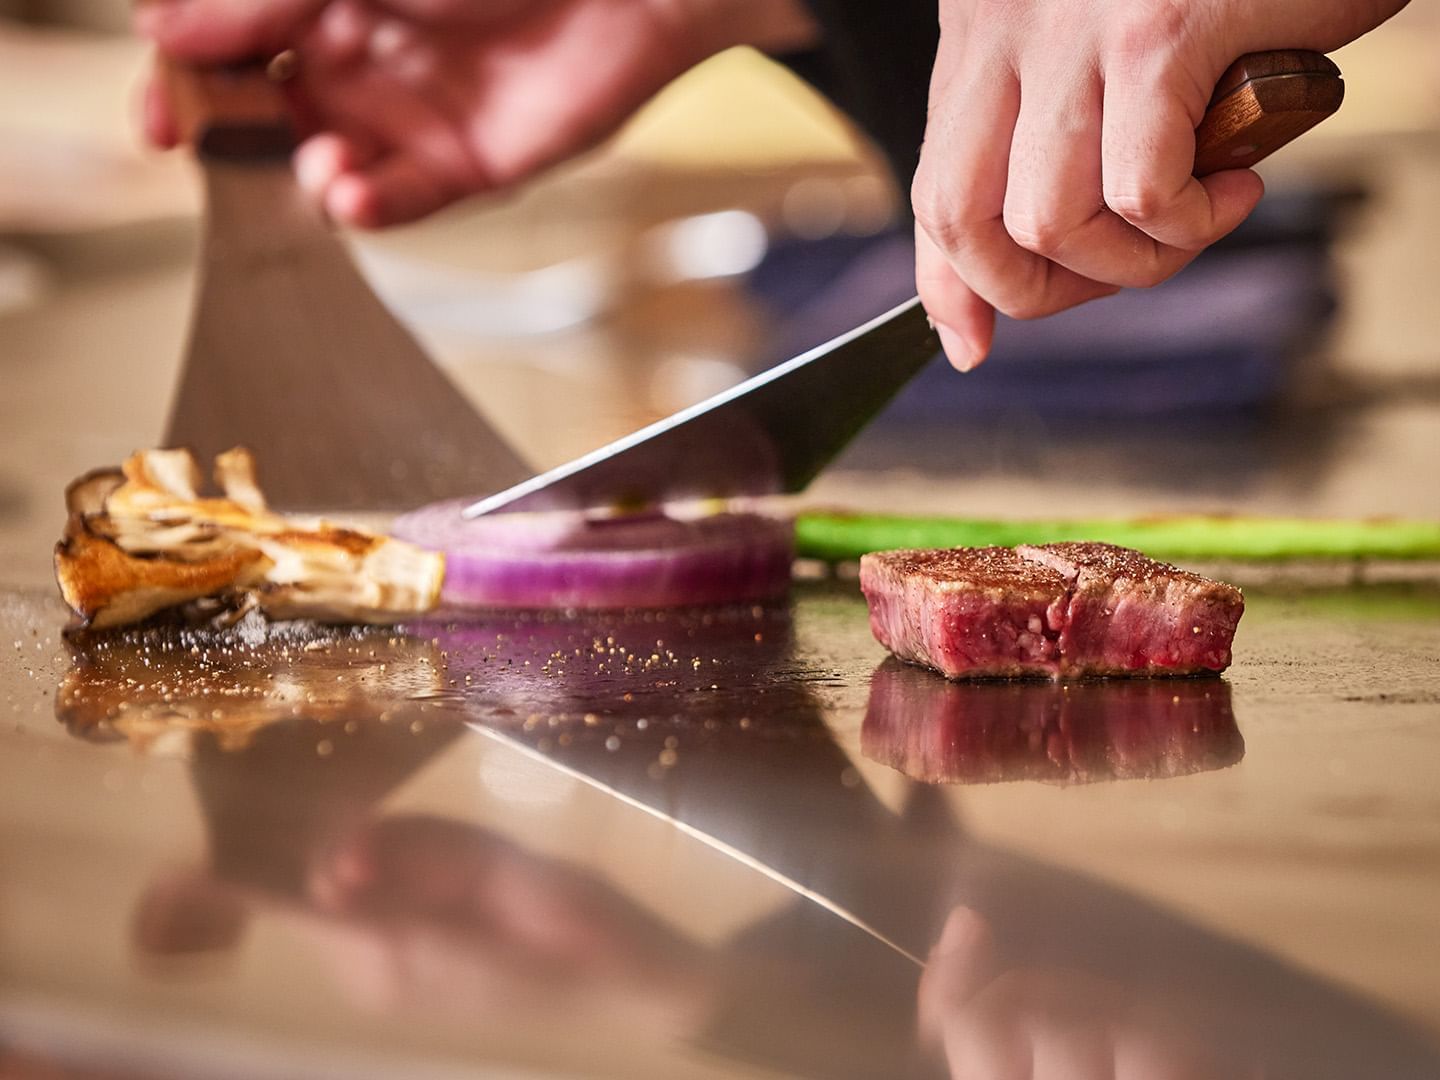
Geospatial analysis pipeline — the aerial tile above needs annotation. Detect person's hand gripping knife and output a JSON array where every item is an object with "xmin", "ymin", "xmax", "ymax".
[{"xmin": 912, "ymin": 0, "xmax": 1410, "ymax": 371}]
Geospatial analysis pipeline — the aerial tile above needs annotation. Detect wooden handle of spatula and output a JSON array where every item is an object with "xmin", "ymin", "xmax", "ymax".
[
  {"xmin": 160, "ymin": 54, "xmax": 298, "ymax": 161},
  {"xmin": 1194, "ymin": 50, "xmax": 1343, "ymax": 176}
]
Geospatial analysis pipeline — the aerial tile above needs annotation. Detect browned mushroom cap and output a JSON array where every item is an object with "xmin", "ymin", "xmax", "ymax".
[
  {"xmin": 54, "ymin": 447, "xmax": 444, "ymax": 632},
  {"xmin": 64, "ymin": 468, "xmax": 125, "ymax": 516},
  {"xmin": 214, "ymin": 447, "xmax": 267, "ymax": 512},
  {"xmin": 55, "ymin": 514, "xmax": 269, "ymax": 630}
]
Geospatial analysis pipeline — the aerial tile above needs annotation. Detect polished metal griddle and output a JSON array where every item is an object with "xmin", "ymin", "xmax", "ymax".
[{"xmin": 2, "ymin": 580, "xmax": 1438, "ymax": 1079}]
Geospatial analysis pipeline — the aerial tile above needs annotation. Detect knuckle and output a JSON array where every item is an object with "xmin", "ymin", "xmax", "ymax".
[
  {"xmin": 1103, "ymin": 184, "xmax": 1170, "ymax": 227},
  {"xmin": 915, "ymin": 206, "xmax": 974, "ymax": 259},
  {"xmin": 912, "ymin": 173, "xmax": 982, "ymax": 256},
  {"xmin": 994, "ymin": 291, "xmax": 1051, "ymax": 322},
  {"xmin": 909, "ymin": 172, "xmax": 942, "ymax": 232},
  {"xmin": 1002, "ymin": 207, "xmax": 1070, "ymax": 258},
  {"xmin": 1108, "ymin": 0, "xmax": 1189, "ymax": 65}
]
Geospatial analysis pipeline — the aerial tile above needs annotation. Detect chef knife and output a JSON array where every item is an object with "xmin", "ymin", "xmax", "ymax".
[
  {"xmin": 162, "ymin": 58, "xmax": 533, "ymax": 511},
  {"xmin": 466, "ymin": 50, "xmax": 1343, "ymax": 518}
]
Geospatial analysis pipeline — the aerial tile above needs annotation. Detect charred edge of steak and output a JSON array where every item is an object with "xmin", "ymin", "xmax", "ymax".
[{"xmin": 859, "ymin": 543, "xmax": 1244, "ymax": 681}]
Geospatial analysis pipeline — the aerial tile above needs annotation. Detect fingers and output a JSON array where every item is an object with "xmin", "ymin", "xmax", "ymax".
[
  {"xmin": 141, "ymin": 69, "xmax": 179, "ymax": 149},
  {"xmin": 295, "ymin": 131, "xmax": 370, "ymax": 197},
  {"xmin": 136, "ymin": 0, "xmax": 326, "ymax": 62},
  {"xmin": 132, "ymin": 868, "xmax": 248, "ymax": 955},
  {"xmin": 289, "ymin": 13, "xmax": 490, "ymax": 228},
  {"xmin": 325, "ymin": 155, "xmax": 462, "ymax": 227},
  {"xmin": 136, "ymin": 0, "xmax": 326, "ymax": 154},
  {"xmin": 917, "ymin": 907, "xmax": 1001, "ymax": 1046},
  {"xmin": 914, "ymin": 14, "xmax": 1276, "ymax": 349},
  {"xmin": 912, "ymin": 48, "xmax": 1118, "ymax": 344},
  {"xmin": 293, "ymin": 78, "xmax": 480, "ymax": 227},
  {"xmin": 1002, "ymin": 62, "xmax": 1200, "ymax": 289},
  {"xmin": 309, "ymin": 816, "xmax": 509, "ymax": 917},
  {"xmin": 915, "ymin": 223, "xmax": 995, "ymax": 373},
  {"xmin": 1101, "ymin": 60, "xmax": 1264, "ymax": 249}
]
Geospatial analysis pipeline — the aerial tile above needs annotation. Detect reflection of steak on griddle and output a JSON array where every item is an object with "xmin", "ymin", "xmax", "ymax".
[
  {"xmin": 860, "ymin": 543, "xmax": 1243, "ymax": 680},
  {"xmin": 861, "ymin": 658, "xmax": 1244, "ymax": 784}
]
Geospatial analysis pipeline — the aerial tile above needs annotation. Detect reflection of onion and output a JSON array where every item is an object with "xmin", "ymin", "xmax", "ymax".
[
  {"xmin": 862, "ymin": 658, "xmax": 1243, "ymax": 785},
  {"xmin": 394, "ymin": 502, "xmax": 794, "ymax": 611},
  {"xmin": 425, "ymin": 600, "xmax": 800, "ymax": 734}
]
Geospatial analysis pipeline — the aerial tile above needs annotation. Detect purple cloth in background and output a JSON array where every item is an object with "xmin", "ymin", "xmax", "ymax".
[{"xmin": 745, "ymin": 228, "xmax": 1337, "ymax": 420}]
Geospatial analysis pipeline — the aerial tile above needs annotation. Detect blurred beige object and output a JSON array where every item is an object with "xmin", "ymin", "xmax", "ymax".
[
  {"xmin": 614, "ymin": 47, "xmax": 871, "ymax": 168},
  {"xmin": 0, "ymin": 241, "xmax": 52, "ymax": 314},
  {"xmin": 1322, "ymin": 4, "xmax": 1440, "ymax": 141},
  {"xmin": 0, "ymin": 22, "xmax": 193, "ymax": 232}
]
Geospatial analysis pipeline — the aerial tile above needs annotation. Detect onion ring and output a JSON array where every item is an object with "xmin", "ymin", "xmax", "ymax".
[{"xmin": 392, "ymin": 502, "xmax": 794, "ymax": 611}]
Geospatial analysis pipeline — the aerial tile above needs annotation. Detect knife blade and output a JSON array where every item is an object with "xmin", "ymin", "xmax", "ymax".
[
  {"xmin": 466, "ymin": 50, "xmax": 1342, "ymax": 518},
  {"xmin": 466, "ymin": 295, "xmax": 939, "ymax": 516},
  {"xmin": 163, "ymin": 59, "xmax": 533, "ymax": 511}
]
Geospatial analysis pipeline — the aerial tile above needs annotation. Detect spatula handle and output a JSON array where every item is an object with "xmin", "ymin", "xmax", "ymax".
[
  {"xmin": 1194, "ymin": 50, "xmax": 1343, "ymax": 177},
  {"xmin": 160, "ymin": 54, "xmax": 298, "ymax": 162}
]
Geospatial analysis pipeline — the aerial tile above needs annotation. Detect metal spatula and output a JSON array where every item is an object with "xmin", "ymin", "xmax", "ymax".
[
  {"xmin": 161, "ymin": 59, "xmax": 532, "ymax": 511},
  {"xmin": 467, "ymin": 50, "xmax": 1344, "ymax": 518}
]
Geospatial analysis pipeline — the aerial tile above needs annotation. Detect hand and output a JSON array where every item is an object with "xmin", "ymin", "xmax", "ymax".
[
  {"xmin": 137, "ymin": 0, "xmax": 818, "ymax": 227},
  {"xmin": 914, "ymin": 0, "xmax": 1409, "ymax": 370}
]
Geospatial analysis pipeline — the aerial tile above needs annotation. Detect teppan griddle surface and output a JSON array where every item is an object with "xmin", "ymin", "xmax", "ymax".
[{"xmin": 2, "ymin": 580, "xmax": 1438, "ymax": 1078}]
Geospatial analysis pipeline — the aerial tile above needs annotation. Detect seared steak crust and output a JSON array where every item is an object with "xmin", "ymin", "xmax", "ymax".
[{"xmin": 860, "ymin": 542, "xmax": 1243, "ymax": 680}]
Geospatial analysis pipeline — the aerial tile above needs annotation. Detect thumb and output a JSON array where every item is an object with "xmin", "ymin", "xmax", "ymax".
[{"xmin": 136, "ymin": 0, "xmax": 324, "ymax": 62}]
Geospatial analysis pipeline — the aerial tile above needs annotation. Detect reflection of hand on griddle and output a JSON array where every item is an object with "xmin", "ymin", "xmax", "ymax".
[
  {"xmin": 291, "ymin": 815, "xmax": 716, "ymax": 1026},
  {"xmin": 57, "ymin": 623, "xmax": 465, "ymax": 925},
  {"xmin": 862, "ymin": 657, "xmax": 1244, "ymax": 785},
  {"xmin": 920, "ymin": 908, "xmax": 1232, "ymax": 1080}
]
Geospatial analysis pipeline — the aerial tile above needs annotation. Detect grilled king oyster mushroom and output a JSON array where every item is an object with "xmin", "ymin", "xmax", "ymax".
[{"xmin": 55, "ymin": 448, "xmax": 444, "ymax": 630}]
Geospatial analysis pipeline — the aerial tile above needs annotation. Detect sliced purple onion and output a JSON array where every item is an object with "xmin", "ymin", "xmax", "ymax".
[{"xmin": 392, "ymin": 501, "xmax": 794, "ymax": 611}]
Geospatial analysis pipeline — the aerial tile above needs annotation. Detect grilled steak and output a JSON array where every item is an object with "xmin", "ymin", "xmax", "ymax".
[{"xmin": 859, "ymin": 542, "xmax": 1243, "ymax": 679}]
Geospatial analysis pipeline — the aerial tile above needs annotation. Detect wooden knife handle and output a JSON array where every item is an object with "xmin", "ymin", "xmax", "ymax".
[
  {"xmin": 160, "ymin": 54, "xmax": 298, "ymax": 161},
  {"xmin": 1194, "ymin": 50, "xmax": 1343, "ymax": 177}
]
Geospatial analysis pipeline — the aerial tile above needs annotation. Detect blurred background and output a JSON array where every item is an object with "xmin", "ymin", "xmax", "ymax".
[{"xmin": 1, "ymin": 0, "xmax": 1437, "ymax": 585}]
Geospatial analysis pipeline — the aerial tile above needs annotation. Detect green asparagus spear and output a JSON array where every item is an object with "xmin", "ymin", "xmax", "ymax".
[{"xmin": 794, "ymin": 512, "xmax": 1440, "ymax": 564}]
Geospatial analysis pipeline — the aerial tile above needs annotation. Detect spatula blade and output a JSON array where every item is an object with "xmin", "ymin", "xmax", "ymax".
[{"xmin": 167, "ymin": 160, "xmax": 531, "ymax": 510}]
